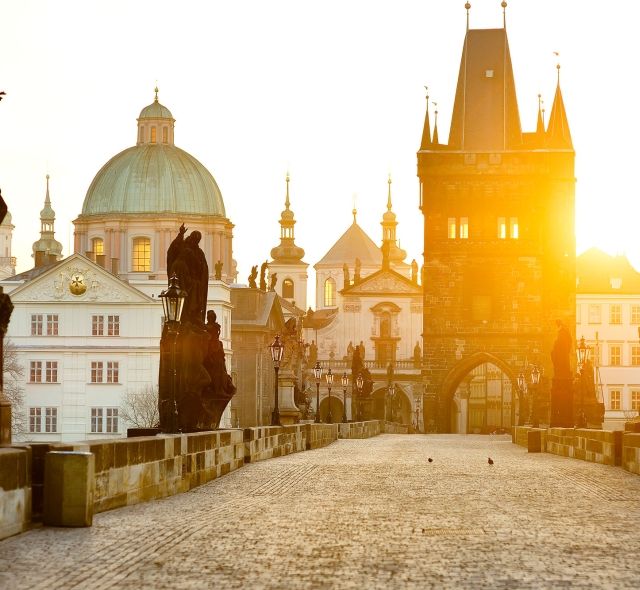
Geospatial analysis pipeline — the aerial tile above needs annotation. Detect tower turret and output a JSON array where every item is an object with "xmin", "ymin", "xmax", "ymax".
[{"xmin": 32, "ymin": 175, "xmax": 63, "ymax": 267}]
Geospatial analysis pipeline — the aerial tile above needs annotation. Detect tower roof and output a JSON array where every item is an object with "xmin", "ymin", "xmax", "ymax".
[
  {"xmin": 448, "ymin": 28, "xmax": 522, "ymax": 150},
  {"xmin": 316, "ymin": 218, "xmax": 381, "ymax": 268},
  {"xmin": 546, "ymin": 72, "xmax": 573, "ymax": 149},
  {"xmin": 271, "ymin": 173, "xmax": 305, "ymax": 263}
]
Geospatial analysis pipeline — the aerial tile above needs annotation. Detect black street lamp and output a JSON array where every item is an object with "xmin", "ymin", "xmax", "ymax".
[
  {"xmin": 159, "ymin": 274, "xmax": 187, "ymax": 433},
  {"xmin": 576, "ymin": 336, "xmax": 590, "ymax": 427},
  {"xmin": 530, "ymin": 364, "xmax": 541, "ymax": 427},
  {"xmin": 269, "ymin": 334, "xmax": 284, "ymax": 426},
  {"xmin": 388, "ymin": 382, "xmax": 395, "ymax": 422},
  {"xmin": 341, "ymin": 372, "xmax": 349, "ymax": 423},
  {"xmin": 517, "ymin": 372, "xmax": 527, "ymax": 426},
  {"xmin": 325, "ymin": 368, "xmax": 334, "ymax": 423},
  {"xmin": 313, "ymin": 361, "xmax": 323, "ymax": 423},
  {"xmin": 415, "ymin": 395, "xmax": 421, "ymax": 432},
  {"xmin": 356, "ymin": 372, "xmax": 364, "ymax": 422}
]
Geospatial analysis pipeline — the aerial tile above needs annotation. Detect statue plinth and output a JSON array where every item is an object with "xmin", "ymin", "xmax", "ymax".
[
  {"xmin": 550, "ymin": 377, "xmax": 573, "ymax": 427},
  {"xmin": 277, "ymin": 369, "xmax": 301, "ymax": 425}
]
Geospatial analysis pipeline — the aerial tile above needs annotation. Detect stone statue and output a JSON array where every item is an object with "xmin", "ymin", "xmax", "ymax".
[
  {"xmin": 411, "ymin": 259, "xmax": 419, "ymax": 284},
  {"xmin": 167, "ymin": 223, "xmax": 208, "ymax": 326},
  {"xmin": 346, "ymin": 341, "xmax": 354, "ymax": 360},
  {"xmin": 269, "ymin": 272, "xmax": 277, "ymax": 291},
  {"xmin": 354, "ymin": 258, "xmax": 362, "ymax": 284},
  {"xmin": 551, "ymin": 320, "xmax": 572, "ymax": 380},
  {"xmin": 343, "ymin": 263, "xmax": 350, "ymax": 288},
  {"xmin": 308, "ymin": 340, "xmax": 318, "ymax": 366},
  {"xmin": 381, "ymin": 242, "xmax": 391, "ymax": 269},
  {"xmin": 214, "ymin": 260, "xmax": 223, "ymax": 280},
  {"xmin": 413, "ymin": 341, "xmax": 421, "ymax": 367},
  {"xmin": 359, "ymin": 340, "xmax": 365, "ymax": 360},
  {"xmin": 248, "ymin": 265, "xmax": 258, "ymax": 288},
  {"xmin": 260, "ymin": 261, "xmax": 268, "ymax": 291}
]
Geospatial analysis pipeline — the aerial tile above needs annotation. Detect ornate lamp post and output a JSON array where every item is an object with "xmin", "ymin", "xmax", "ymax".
[
  {"xmin": 576, "ymin": 336, "xmax": 590, "ymax": 427},
  {"xmin": 159, "ymin": 275, "xmax": 187, "ymax": 433},
  {"xmin": 415, "ymin": 395, "xmax": 421, "ymax": 432},
  {"xmin": 341, "ymin": 372, "xmax": 349, "ymax": 423},
  {"xmin": 517, "ymin": 372, "xmax": 527, "ymax": 426},
  {"xmin": 269, "ymin": 334, "xmax": 284, "ymax": 426},
  {"xmin": 325, "ymin": 368, "xmax": 334, "ymax": 423},
  {"xmin": 356, "ymin": 372, "xmax": 364, "ymax": 422},
  {"xmin": 313, "ymin": 361, "xmax": 323, "ymax": 423},
  {"xmin": 530, "ymin": 364, "xmax": 541, "ymax": 427}
]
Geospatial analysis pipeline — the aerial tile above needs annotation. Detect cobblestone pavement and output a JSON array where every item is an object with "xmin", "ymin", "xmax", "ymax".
[{"xmin": 2, "ymin": 434, "xmax": 640, "ymax": 589}]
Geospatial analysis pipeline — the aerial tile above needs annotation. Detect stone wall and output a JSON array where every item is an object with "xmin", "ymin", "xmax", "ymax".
[
  {"xmin": 513, "ymin": 426, "xmax": 547, "ymax": 450},
  {"xmin": 338, "ymin": 421, "xmax": 381, "ymax": 439},
  {"xmin": 0, "ymin": 447, "xmax": 31, "ymax": 541},
  {"xmin": 244, "ymin": 425, "xmax": 306, "ymax": 462},
  {"xmin": 622, "ymin": 433, "xmax": 640, "ymax": 475},
  {"xmin": 306, "ymin": 423, "xmax": 339, "ymax": 450},
  {"xmin": 545, "ymin": 428, "xmax": 622, "ymax": 466},
  {"xmin": 382, "ymin": 421, "xmax": 410, "ymax": 434}
]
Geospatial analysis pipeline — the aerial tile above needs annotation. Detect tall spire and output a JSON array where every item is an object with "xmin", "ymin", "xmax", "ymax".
[
  {"xmin": 432, "ymin": 103, "xmax": 439, "ymax": 145},
  {"xmin": 387, "ymin": 173, "xmax": 393, "ymax": 211},
  {"xmin": 32, "ymin": 174, "xmax": 63, "ymax": 267},
  {"xmin": 284, "ymin": 171, "xmax": 291, "ymax": 210},
  {"xmin": 270, "ymin": 173, "xmax": 305, "ymax": 263},
  {"xmin": 419, "ymin": 87, "xmax": 432, "ymax": 150},
  {"xmin": 536, "ymin": 93, "xmax": 545, "ymax": 134},
  {"xmin": 465, "ymin": 2, "xmax": 471, "ymax": 31},
  {"xmin": 502, "ymin": 1, "xmax": 507, "ymax": 29},
  {"xmin": 546, "ymin": 62, "xmax": 573, "ymax": 149},
  {"xmin": 381, "ymin": 175, "xmax": 406, "ymax": 266}
]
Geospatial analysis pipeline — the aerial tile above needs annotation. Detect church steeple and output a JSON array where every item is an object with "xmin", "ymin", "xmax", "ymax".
[
  {"xmin": 380, "ymin": 175, "xmax": 406, "ymax": 266},
  {"xmin": 32, "ymin": 174, "xmax": 63, "ymax": 267},
  {"xmin": 419, "ymin": 89, "xmax": 432, "ymax": 150},
  {"xmin": 270, "ymin": 173, "xmax": 305, "ymax": 263},
  {"xmin": 546, "ymin": 65, "xmax": 573, "ymax": 149}
]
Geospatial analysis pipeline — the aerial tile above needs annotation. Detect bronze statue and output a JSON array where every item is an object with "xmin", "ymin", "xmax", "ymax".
[
  {"xmin": 248, "ymin": 265, "xmax": 258, "ymax": 288},
  {"xmin": 269, "ymin": 272, "xmax": 277, "ymax": 291},
  {"xmin": 308, "ymin": 340, "xmax": 318, "ymax": 366},
  {"xmin": 214, "ymin": 260, "xmax": 223, "ymax": 280},
  {"xmin": 413, "ymin": 341, "xmax": 421, "ymax": 367},
  {"xmin": 354, "ymin": 258, "xmax": 362, "ymax": 284},
  {"xmin": 343, "ymin": 263, "xmax": 350, "ymax": 288},
  {"xmin": 551, "ymin": 320, "xmax": 572, "ymax": 380},
  {"xmin": 260, "ymin": 261, "xmax": 268, "ymax": 291},
  {"xmin": 411, "ymin": 259, "xmax": 419, "ymax": 284}
]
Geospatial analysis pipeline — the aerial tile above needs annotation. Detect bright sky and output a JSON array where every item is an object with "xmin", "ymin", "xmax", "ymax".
[{"xmin": 1, "ymin": 1, "xmax": 639, "ymax": 300}]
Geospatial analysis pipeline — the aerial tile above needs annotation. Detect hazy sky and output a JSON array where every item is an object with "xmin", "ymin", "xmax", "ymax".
[{"xmin": 1, "ymin": 1, "xmax": 639, "ymax": 297}]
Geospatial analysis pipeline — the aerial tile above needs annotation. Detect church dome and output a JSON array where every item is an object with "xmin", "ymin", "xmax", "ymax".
[{"xmin": 80, "ymin": 90, "xmax": 225, "ymax": 217}]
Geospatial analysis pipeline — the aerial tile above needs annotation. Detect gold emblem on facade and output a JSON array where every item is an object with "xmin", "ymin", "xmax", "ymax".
[{"xmin": 69, "ymin": 272, "xmax": 87, "ymax": 295}]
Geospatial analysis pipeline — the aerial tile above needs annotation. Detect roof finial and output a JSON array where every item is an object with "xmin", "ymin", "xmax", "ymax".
[
  {"xmin": 387, "ymin": 173, "xmax": 392, "ymax": 211},
  {"xmin": 285, "ymin": 171, "xmax": 291, "ymax": 210},
  {"xmin": 432, "ymin": 101, "xmax": 439, "ymax": 144},
  {"xmin": 154, "ymin": 83, "xmax": 159, "ymax": 102},
  {"xmin": 502, "ymin": 1, "xmax": 507, "ymax": 29},
  {"xmin": 45, "ymin": 174, "xmax": 51, "ymax": 205},
  {"xmin": 352, "ymin": 193, "xmax": 357, "ymax": 224},
  {"xmin": 465, "ymin": 2, "xmax": 471, "ymax": 31},
  {"xmin": 553, "ymin": 51, "xmax": 561, "ymax": 85}
]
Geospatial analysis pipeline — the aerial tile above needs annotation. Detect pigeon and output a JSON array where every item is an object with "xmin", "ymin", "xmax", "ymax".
[
  {"xmin": 428, "ymin": 457, "xmax": 433, "ymax": 463},
  {"xmin": 0, "ymin": 91, "xmax": 6, "ymax": 101},
  {"xmin": 488, "ymin": 457, "xmax": 494, "ymax": 465}
]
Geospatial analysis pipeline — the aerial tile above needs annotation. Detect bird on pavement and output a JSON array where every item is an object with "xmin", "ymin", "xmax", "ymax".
[
  {"xmin": 488, "ymin": 457, "xmax": 494, "ymax": 465},
  {"xmin": 428, "ymin": 457, "xmax": 433, "ymax": 463}
]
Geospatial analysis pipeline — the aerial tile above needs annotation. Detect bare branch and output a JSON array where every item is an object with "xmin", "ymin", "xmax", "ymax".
[{"xmin": 119, "ymin": 385, "xmax": 159, "ymax": 429}]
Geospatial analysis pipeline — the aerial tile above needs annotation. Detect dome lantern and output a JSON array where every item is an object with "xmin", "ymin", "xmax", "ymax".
[{"xmin": 137, "ymin": 86, "xmax": 176, "ymax": 146}]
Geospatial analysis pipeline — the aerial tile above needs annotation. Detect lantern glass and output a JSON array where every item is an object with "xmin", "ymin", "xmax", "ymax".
[
  {"xmin": 313, "ymin": 361, "xmax": 323, "ymax": 381},
  {"xmin": 325, "ymin": 368, "xmax": 334, "ymax": 386},
  {"xmin": 270, "ymin": 334, "xmax": 284, "ymax": 366},
  {"xmin": 576, "ymin": 336, "xmax": 589, "ymax": 365},
  {"xmin": 356, "ymin": 373, "xmax": 364, "ymax": 392},
  {"xmin": 341, "ymin": 372, "xmax": 349, "ymax": 388},
  {"xmin": 531, "ymin": 365, "xmax": 541, "ymax": 385},
  {"xmin": 517, "ymin": 372, "xmax": 525, "ymax": 390},
  {"xmin": 160, "ymin": 275, "xmax": 187, "ymax": 323},
  {"xmin": 389, "ymin": 383, "xmax": 395, "ymax": 397}
]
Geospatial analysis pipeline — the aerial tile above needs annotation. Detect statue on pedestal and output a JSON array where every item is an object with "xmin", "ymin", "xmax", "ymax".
[
  {"xmin": 248, "ymin": 265, "xmax": 258, "ymax": 288},
  {"xmin": 260, "ymin": 261, "xmax": 268, "ymax": 291},
  {"xmin": 550, "ymin": 320, "xmax": 573, "ymax": 427}
]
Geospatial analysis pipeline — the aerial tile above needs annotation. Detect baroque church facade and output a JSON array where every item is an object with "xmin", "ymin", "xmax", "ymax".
[{"xmin": 2, "ymin": 92, "xmax": 235, "ymax": 441}]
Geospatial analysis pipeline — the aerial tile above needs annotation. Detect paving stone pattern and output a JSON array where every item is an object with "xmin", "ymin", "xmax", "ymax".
[{"xmin": 1, "ymin": 434, "xmax": 639, "ymax": 589}]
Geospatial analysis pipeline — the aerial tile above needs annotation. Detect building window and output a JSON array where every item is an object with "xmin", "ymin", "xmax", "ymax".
[
  {"xmin": 91, "ymin": 407, "xmax": 119, "ymax": 433},
  {"xmin": 609, "ymin": 304, "xmax": 622, "ymax": 325},
  {"xmin": 459, "ymin": 217, "xmax": 469, "ymax": 239},
  {"xmin": 162, "ymin": 127, "xmax": 168, "ymax": 143},
  {"xmin": 448, "ymin": 218, "xmax": 457, "ymax": 239},
  {"xmin": 282, "ymin": 279, "xmax": 294, "ymax": 299},
  {"xmin": 46, "ymin": 314, "xmax": 58, "ymax": 336},
  {"xmin": 609, "ymin": 345, "xmax": 621, "ymax": 366},
  {"xmin": 107, "ymin": 315, "xmax": 120, "ymax": 336},
  {"xmin": 29, "ymin": 408, "xmax": 42, "ymax": 432},
  {"xmin": 632, "ymin": 390, "xmax": 640, "ymax": 411},
  {"xmin": 509, "ymin": 217, "xmax": 519, "ymax": 239},
  {"xmin": 632, "ymin": 346, "xmax": 640, "ymax": 367},
  {"xmin": 631, "ymin": 305, "xmax": 640, "ymax": 325},
  {"xmin": 610, "ymin": 390, "xmax": 621, "ymax": 411},
  {"xmin": 31, "ymin": 314, "xmax": 43, "ymax": 335},
  {"xmin": 30, "ymin": 361, "xmax": 43, "ymax": 383},
  {"xmin": 45, "ymin": 361, "xmax": 58, "ymax": 383},
  {"xmin": 150, "ymin": 127, "xmax": 157, "ymax": 143},
  {"xmin": 91, "ymin": 408, "xmax": 104, "ymax": 433},
  {"xmin": 497, "ymin": 217, "xmax": 506, "ymax": 239},
  {"xmin": 92, "ymin": 237, "xmax": 104, "ymax": 256},
  {"xmin": 588, "ymin": 304, "xmax": 601, "ymax": 324},
  {"xmin": 92, "ymin": 315, "xmax": 104, "ymax": 335},
  {"xmin": 107, "ymin": 361, "xmax": 119, "ymax": 383},
  {"xmin": 91, "ymin": 361, "xmax": 104, "ymax": 383},
  {"xmin": 29, "ymin": 407, "xmax": 57, "ymax": 433},
  {"xmin": 324, "ymin": 277, "xmax": 336, "ymax": 307},
  {"xmin": 132, "ymin": 237, "xmax": 151, "ymax": 272}
]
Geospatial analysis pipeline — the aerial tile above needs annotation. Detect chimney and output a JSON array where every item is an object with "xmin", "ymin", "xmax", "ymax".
[
  {"xmin": 34, "ymin": 251, "xmax": 46, "ymax": 268},
  {"xmin": 111, "ymin": 257, "xmax": 119, "ymax": 275}
]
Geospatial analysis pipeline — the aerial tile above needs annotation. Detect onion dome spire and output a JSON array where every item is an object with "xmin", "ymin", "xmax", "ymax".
[
  {"xmin": 270, "ymin": 172, "xmax": 305, "ymax": 263},
  {"xmin": 380, "ymin": 174, "xmax": 406, "ymax": 265},
  {"xmin": 32, "ymin": 174, "xmax": 63, "ymax": 266}
]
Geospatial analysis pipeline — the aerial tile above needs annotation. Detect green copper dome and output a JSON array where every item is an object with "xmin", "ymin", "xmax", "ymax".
[{"xmin": 81, "ymin": 91, "xmax": 226, "ymax": 217}]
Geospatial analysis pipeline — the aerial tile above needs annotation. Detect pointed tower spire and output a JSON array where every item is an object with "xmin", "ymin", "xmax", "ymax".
[
  {"xmin": 32, "ymin": 174, "xmax": 63, "ymax": 267},
  {"xmin": 465, "ymin": 2, "xmax": 471, "ymax": 31},
  {"xmin": 536, "ymin": 94, "xmax": 544, "ymax": 134},
  {"xmin": 381, "ymin": 175, "xmax": 406, "ymax": 267},
  {"xmin": 419, "ymin": 87, "xmax": 432, "ymax": 150},
  {"xmin": 546, "ymin": 62, "xmax": 573, "ymax": 149},
  {"xmin": 386, "ymin": 173, "xmax": 393, "ymax": 211},
  {"xmin": 432, "ymin": 103, "xmax": 439, "ymax": 145},
  {"xmin": 284, "ymin": 171, "xmax": 291, "ymax": 210},
  {"xmin": 502, "ymin": 1, "xmax": 507, "ymax": 29}
]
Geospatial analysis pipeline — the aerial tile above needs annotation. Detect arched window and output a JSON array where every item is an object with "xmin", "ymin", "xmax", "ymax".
[
  {"xmin": 150, "ymin": 127, "xmax": 157, "ymax": 143},
  {"xmin": 132, "ymin": 237, "xmax": 151, "ymax": 272},
  {"xmin": 91, "ymin": 237, "xmax": 104, "ymax": 256},
  {"xmin": 162, "ymin": 127, "xmax": 168, "ymax": 144},
  {"xmin": 282, "ymin": 279, "xmax": 294, "ymax": 299},
  {"xmin": 324, "ymin": 277, "xmax": 336, "ymax": 307}
]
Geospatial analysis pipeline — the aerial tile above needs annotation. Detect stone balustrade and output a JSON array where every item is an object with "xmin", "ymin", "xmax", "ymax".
[
  {"xmin": 382, "ymin": 421, "xmax": 410, "ymax": 434},
  {"xmin": 622, "ymin": 433, "xmax": 640, "ymax": 475},
  {"xmin": 0, "ymin": 447, "xmax": 31, "ymax": 541},
  {"xmin": 338, "ymin": 420, "xmax": 381, "ymax": 439}
]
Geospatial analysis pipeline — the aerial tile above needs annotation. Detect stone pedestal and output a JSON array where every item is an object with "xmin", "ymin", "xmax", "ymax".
[
  {"xmin": 0, "ymin": 395, "xmax": 11, "ymax": 445},
  {"xmin": 278, "ymin": 371, "xmax": 301, "ymax": 425},
  {"xmin": 550, "ymin": 377, "xmax": 573, "ymax": 427},
  {"xmin": 43, "ymin": 451, "xmax": 94, "ymax": 527}
]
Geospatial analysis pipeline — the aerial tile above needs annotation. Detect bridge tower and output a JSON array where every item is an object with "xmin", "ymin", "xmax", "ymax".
[{"xmin": 417, "ymin": 5, "xmax": 575, "ymax": 432}]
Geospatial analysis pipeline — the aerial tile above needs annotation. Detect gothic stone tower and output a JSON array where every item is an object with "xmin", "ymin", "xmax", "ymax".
[{"xmin": 417, "ymin": 17, "xmax": 575, "ymax": 432}]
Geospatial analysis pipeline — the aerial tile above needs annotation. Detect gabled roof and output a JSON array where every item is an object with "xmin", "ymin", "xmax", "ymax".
[
  {"xmin": 230, "ymin": 289, "xmax": 286, "ymax": 330},
  {"xmin": 341, "ymin": 267, "xmax": 422, "ymax": 297},
  {"xmin": 315, "ymin": 221, "xmax": 382, "ymax": 268},
  {"xmin": 576, "ymin": 248, "xmax": 640, "ymax": 294}
]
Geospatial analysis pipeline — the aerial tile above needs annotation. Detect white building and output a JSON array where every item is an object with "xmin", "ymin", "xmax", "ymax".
[
  {"xmin": 2, "ymin": 90, "xmax": 235, "ymax": 441},
  {"xmin": 576, "ymin": 248, "xmax": 640, "ymax": 430}
]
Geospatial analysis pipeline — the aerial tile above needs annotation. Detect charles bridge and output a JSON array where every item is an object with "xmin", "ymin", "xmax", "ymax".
[{"xmin": 1, "ymin": 421, "xmax": 640, "ymax": 588}]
